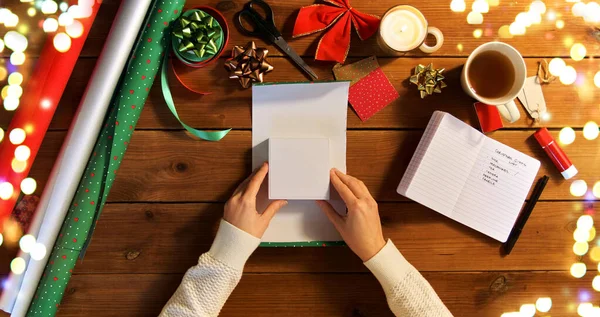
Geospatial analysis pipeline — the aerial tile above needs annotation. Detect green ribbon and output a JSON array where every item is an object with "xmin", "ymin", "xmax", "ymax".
[
  {"xmin": 161, "ymin": 50, "xmax": 230, "ymax": 141},
  {"xmin": 172, "ymin": 9, "xmax": 223, "ymax": 63}
]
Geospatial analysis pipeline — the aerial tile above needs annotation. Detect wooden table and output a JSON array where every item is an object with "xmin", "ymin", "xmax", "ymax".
[{"xmin": 2, "ymin": 0, "xmax": 599, "ymax": 316}]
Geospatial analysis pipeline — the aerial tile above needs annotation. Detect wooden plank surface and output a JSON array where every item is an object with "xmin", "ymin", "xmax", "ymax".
[
  {"xmin": 76, "ymin": 201, "xmax": 587, "ymax": 274},
  {"xmin": 2, "ymin": 57, "xmax": 599, "ymax": 130},
  {"xmin": 28, "ymin": 130, "xmax": 598, "ymax": 204},
  {"xmin": 56, "ymin": 272, "xmax": 595, "ymax": 317},
  {"xmin": 2, "ymin": 0, "xmax": 598, "ymax": 316}
]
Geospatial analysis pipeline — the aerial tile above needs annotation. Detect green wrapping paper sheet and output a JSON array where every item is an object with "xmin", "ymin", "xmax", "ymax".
[{"xmin": 27, "ymin": 0, "xmax": 185, "ymax": 315}]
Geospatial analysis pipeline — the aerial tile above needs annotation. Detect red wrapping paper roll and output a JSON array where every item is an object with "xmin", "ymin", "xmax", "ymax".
[{"xmin": 0, "ymin": 3, "xmax": 101, "ymax": 221}]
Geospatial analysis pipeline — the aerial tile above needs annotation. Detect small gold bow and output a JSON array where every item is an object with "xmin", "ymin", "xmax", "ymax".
[{"xmin": 409, "ymin": 63, "xmax": 447, "ymax": 99}]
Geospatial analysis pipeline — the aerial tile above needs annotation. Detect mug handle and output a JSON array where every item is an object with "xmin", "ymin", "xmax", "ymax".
[
  {"xmin": 419, "ymin": 27, "xmax": 444, "ymax": 53},
  {"xmin": 497, "ymin": 100, "xmax": 521, "ymax": 123}
]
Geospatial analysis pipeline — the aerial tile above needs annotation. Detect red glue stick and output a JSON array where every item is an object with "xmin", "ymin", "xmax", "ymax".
[{"xmin": 534, "ymin": 128, "xmax": 578, "ymax": 179}]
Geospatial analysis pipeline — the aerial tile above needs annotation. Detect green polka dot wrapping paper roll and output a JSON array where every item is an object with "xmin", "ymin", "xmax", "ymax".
[{"xmin": 26, "ymin": 0, "xmax": 186, "ymax": 316}]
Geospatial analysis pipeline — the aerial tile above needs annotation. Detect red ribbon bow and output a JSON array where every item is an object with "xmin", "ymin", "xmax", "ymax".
[{"xmin": 292, "ymin": 0, "xmax": 380, "ymax": 63}]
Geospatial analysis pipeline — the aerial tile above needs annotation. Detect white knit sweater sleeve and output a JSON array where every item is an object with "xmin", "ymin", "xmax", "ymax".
[
  {"xmin": 365, "ymin": 240, "xmax": 453, "ymax": 317},
  {"xmin": 159, "ymin": 219, "xmax": 260, "ymax": 317}
]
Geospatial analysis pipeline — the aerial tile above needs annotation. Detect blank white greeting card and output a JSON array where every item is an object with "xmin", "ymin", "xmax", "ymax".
[
  {"xmin": 252, "ymin": 82, "xmax": 350, "ymax": 244},
  {"xmin": 269, "ymin": 137, "xmax": 331, "ymax": 200}
]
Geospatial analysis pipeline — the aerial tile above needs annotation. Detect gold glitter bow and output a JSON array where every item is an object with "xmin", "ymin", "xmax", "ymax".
[
  {"xmin": 409, "ymin": 63, "xmax": 447, "ymax": 99},
  {"xmin": 224, "ymin": 41, "xmax": 274, "ymax": 89}
]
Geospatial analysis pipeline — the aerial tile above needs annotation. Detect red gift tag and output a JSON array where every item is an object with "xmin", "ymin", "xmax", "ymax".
[
  {"xmin": 348, "ymin": 68, "xmax": 399, "ymax": 121},
  {"xmin": 474, "ymin": 102, "xmax": 504, "ymax": 133}
]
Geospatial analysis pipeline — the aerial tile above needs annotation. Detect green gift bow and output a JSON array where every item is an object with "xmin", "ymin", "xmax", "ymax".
[{"xmin": 173, "ymin": 10, "xmax": 223, "ymax": 61}]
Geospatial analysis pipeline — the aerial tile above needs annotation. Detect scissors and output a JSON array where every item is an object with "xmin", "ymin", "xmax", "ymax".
[{"xmin": 236, "ymin": 0, "xmax": 318, "ymax": 80}]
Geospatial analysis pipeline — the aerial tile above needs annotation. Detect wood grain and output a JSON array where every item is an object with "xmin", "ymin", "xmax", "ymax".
[
  {"xmin": 2, "ymin": 57, "xmax": 599, "ymax": 130},
  {"xmin": 28, "ymin": 130, "xmax": 598, "ymax": 205},
  {"xmin": 13, "ymin": 0, "xmax": 600, "ymax": 59},
  {"xmin": 57, "ymin": 272, "xmax": 595, "ymax": 317},
  {"xmin": 76, "ymin": 201, "xmax": 586, "ymax": 274}
]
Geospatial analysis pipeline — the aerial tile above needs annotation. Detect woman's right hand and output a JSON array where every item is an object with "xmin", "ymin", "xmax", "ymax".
[{"xmin": 317, "ymin": 169, "xmax": 386, "ymax": 262}]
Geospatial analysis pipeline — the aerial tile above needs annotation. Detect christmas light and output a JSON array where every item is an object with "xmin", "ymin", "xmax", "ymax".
[
  {"xmin": 30, "ymin": 243, "xmax": 47, "ymax": 261},
  {"xmin": 11, "ymin": 158, "xmax": 26, "ymax": 173},
  {"xmin": 555, "ymin": 20, "xmax": 564, "ymax": 29},
  {"xmin": 593, "ymin": 181, "xmax": 600, "ymax": 198},
  {"xmin": 0, "ymin": 182, "xmax": 14, "ymax": 200},
  {"xmin": 450, "ymin": 0, "xmax": 466, "ymax": 12},
  {"xmin": 8, "ymin": 72, "xmax": 23, "ymax": 86},
  {"xmin": 574, "ymin": 241, "xmax": 589, "ymax": 256},
  {"xmin": 571, "ymin": 180, "xmax": 588, "ymax": 197},
  {"xmin": 584, "ymin": 2, "xmax": 600, "ymax": 23},
  {"xmin": 559, "ymin": 66, "xmax": 577, "ymax": 85},
  {"xmin": 570, "ymin": 43, "xmax": 587, "ymax": 61},
  {"xmin": 43, "ymin": 18, "xmax": 58, "ymax": 33},
  {"xmin": 536, "ymin": 297, "xmax": 553, "ymax": 312},
  {"xmin": 10, "ymin": 52, "xmax": 25, "ymax": 66},
  {"xmin": 10, "ymin": 257, "xmax": 26, "ymax": 275},
  {"xmin": 0, "ymin": 128, "xmax": 4, "ymax": 143},
  {"xmin": 9, "ymin": 128, "xmax": 25, "ymax": 145},
  {"xmin": 520, "ymin": 304, "xmax": 536, "ymax": 317},
  {"xmin": 41, "ymin": 0, "xmax": 59, "ymax": 14},
  {"xmin": 14, "ymin": 145, "xmax": 30, "ymax": 161},
  {"xmin": 595, "ymin": 72, "xmax": 600, "ymax": 88},
  {"xmin": 19, "ymin": 234, "xmax": 36, "ymax": 253},
  {"xmin": 583, "ymin": 121, "xmax": 599, "ymax": 140},
  {"xmin": 579, "ymin": 303, "xmax": 594, "ymax": 316},
  {"xmin": 66, "ymin": 20, "xmax": 84, "ymax": 38},
  {"xmin": 578, "ymin": 215, "xmax": 594, "ymax": 230},
  {"xmin": 467, "ymin": 11, "xmax": 483, "ymax": 24},
  {"xmin": 509, "ymin": 22, "xmax": 526, "ymax": 35},
  {"xmin": 559, "ymin": 127, "xmax": 576, "ymax": 145},
  {"xmin": 473, "ymin": 29, "xmax": 483, "ymax": 38},
  {"xmin": 27, "ymin": 7, "xmax": 37, "ymax": 17},
  {"xmin": 516, "ymin": 12, "xmax": 533, "ymax": 27},
  {"xmin": 530, "ymin": 1, "xmax": 547, "ymax": 14},
  {"xmin": 20, "ymin": 178, "xmax": 36, "ymax": 195},
  {"xmin": 4, "ymin": 14, "xmax": 19, "ymax": 27},
  {"xmin": 472, "ymin": 0, "xmax": 489, "ymax": 13},
  {"xmin": 53, "ymin": 32, "xmax": 71, "ymax": 52},
  {"xmin": 4, "ymin": 31, "xmax": 28, "ymax": 52},
  {"xmin": 572, "ymin": 2, "xmax": 586, "ymax": 16},
  {"xmin": 3, "ymin": 96, "xmax": 19, "ymax": 111},
  {"xmin": 58, "ymin": 12, "xmax": 73, "ymax": 26}
]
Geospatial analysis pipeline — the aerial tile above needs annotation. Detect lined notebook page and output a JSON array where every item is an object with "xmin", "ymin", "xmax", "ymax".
[
  {"xmin": 398, "ymin": 112, "xmax": 541, "ymax": 242},
  {"xmin": 454, "ymin": 136, "xmax": 540, "ymax": 242},
  {"xmin": 402, "ymin": 112, "xmax": 486, "ymax": 217}
]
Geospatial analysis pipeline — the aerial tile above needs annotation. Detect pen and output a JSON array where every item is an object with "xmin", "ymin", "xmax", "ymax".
[{"xmin": 503, "ymin": 175, "xmax": 549, "ymax": 255}]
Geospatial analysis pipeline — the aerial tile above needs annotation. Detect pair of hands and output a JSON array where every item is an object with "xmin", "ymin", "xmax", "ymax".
[{"xmin": 224, "ymin": 162, "xmax": 386, "ymax": 262}]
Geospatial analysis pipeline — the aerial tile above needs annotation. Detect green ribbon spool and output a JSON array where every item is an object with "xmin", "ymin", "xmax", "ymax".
[{"xmin": 172, "ymin": 9, "xmax": 224, "ymax": 63}]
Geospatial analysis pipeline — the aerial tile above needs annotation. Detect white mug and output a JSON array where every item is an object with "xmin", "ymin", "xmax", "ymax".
[
  {"xmin": 461, "ymin": 42, "xmax": 526, "ymax": 123},
  {"xmin": 377, "ymin": 5, "xmax": 444, "ymax": 54}
]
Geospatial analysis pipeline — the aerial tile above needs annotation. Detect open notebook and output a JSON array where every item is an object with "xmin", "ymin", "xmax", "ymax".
[{"xmin": 397, "ymin": 111, "xmax": 541, "ymax": 242}]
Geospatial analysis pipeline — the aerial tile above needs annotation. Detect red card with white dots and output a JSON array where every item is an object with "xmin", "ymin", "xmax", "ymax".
[{"xmin": 348, "ymin": 68, "xmax": 399, "ymax": 121}]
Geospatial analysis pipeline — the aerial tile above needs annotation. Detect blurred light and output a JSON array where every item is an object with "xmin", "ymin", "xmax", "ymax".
[
  {"xmin": 77, "ymin": 4, "xmax": 93, "ymax": 18},
  {"xmin": 593, "ymin": 181, "xmax": 600, "ymax": 198},
  {"xmin": 451, "ymin": 0, "xmax": 466, "ymax": 12},
  {"xmin": 564, "ymin": 37, "xmax": 574, "ymax": 48},
  {"xmin": 571, "ymin": 180, "xmax": 588, "ymax": 197},
  {"xmin": 10, "ymin": 257, "xmax": 26, "ymax": 275},
  {"xmin": 594, "ymin": 71, "xmax": 600, "ymax": 88},
  {"xmin": 4, "ymin": 31, "xmax": 28, "ymax": 52},
  {"xmin": 79, "ymin": 0, "xmax": 95, "ymax": 7},
  {"xmin": 467, "ymin": 11, "xmax": 484, "ymax": 24},
  {"xmin": 570, "ymin": 43, "xmax": 587, "ymax": 61},
  {"xmin": 575, "ymin": 227, "xmax": 591, "ymax": 242},
  {"xmin": 41, "ymin": 0, "xmax": 59, "ymax": 14},
  {"xmin": 556, "ymin": 20, "xmax": 564, "ymax": 29},
  {"xmin": 66, "ymin": 20, "xmax": 84, "ymax": 38},
  {"xmin": 43, "ymin": 18, "xmax": 58, "ymax": 33},
  {"xmin": 528, "ymin": 11, "xmax": 542, "ymax": 24},
  {"xmin": 591, "ymin": 246, "xmax": 600, "ymax": 261},
  {"xmin": 559, "ymin": 66, "xmax": 577, "ymax": 85},
  {"xmin": 0, "ymin": 233, "xmax": 3, "ymax": 246},
  {"xmin": 11, "ymin": 158, "xmax": 26, "ymax": 173},
  {"xmin": 0, "ymin": 39, "xmax": 3, "ymax": 53},
  {"xmin": 589, "ymin": 227, "xmax": 596, "ymax": 241},
  {"xmin": 30, "ymin": 243, "xmax": 46, "ymax": 261},
  {"xmin": 0, "ymin": 67, "xmax": 7, "ymax": 81},
  {"xmin": 0, "ymin": 182, "xmax": 14, "ymax": 200},
  {"xmin": 559, "ymin": 127, "xmax": 576, "ymax": 145},
  {"xmin": 4, "ymin": 96, "xmax": 19, "ymax": 111},
  {"xmin": 584, "ymin": 2, "xmax": 600, "ymax": 23},
  {"xmin": 520, "ymin": 304, "xmax": 536, "ymax": 317},
  {"xmin": 578, "ymin": 215, "xmax": 594, "ymax": 230},
  {"xmin": 5, "ymin": 14, "xmax": 19, "ymax": 27},
  {"xmin": 67, "ymin": 5, "xmax": 81, "ymax": 18},
  {"xmin": 536, "ymin": 297, "xmax": 553, "ymax": 312},
  {"xmin": 14, "ymin": 145, "xmax": 30, "ymax": 161},
  {"xmin": 40, "ymin": 99, "xmax": 52, "ymax": 109},
  {"xmin": 473, "ymin": 29, "xmax": 483, "ymax": 38},
  {"xmin": 500, "ymin": 313, "xmax": 522, "ymax": 317},
  {"xmin": 53, "ymin": 33, "xmax": 71, "ymax": 52},
  {"xmin": 10, "ymin": 52, "xmax": 25, "ymax": 66},
  {"xmin": 472, "ymin": 0, "xmax": 489, "ymax": 13},
  {"xmin": 509, "ymin": 22, "xmax": 526, "ymax": 35},
  {"xmin": 583, "ymin": 121, "xmax": 599, "ymax": 140},
  {"xmin": 58, "ymin": 12, "xmax": 73, "ymax": 26},
  {"xmin": 0, "ymin": 8, "xmax": 11, "ymax": 24},
  {"xmin": 488, "ymin": 0, "xmax": 499, "ymax": 6},
  {"xmin": 4, "ymin": 84, "xmax": 13, "ymax": 98},
  {"xmin": 546, "ymin": 10, "xmax": 556, "ymax": 21},
  {"xmin": 9, "ymin": 128, "xmax": 25, "ymax": 145},
  {"xmin": 516, "ymin": 12, "xmax": 533, "ymax": 27},
  {"xmin": 574, "ymin": 241, "xmax": 589, "ymax": 256},
  {"xmin": 0, "ymin": 128, "xmax": 4, "ymax": 143},
  {"xmin": 573, "ymin": 2, "xmax": 586, "ymax": 16},
  {"xmin": 457, "ymin": 43, "xmax": 463, "ymax": 52},
  {"xmin": 19, "ymin": 234, "xmax": 36, "ymax": 253},
  {"xmin": 571, "ymin": 262, "xmax": 587, "ymax": 278},
  {"xmin": 579, "ymin": 303, "xmax": 594, "ymax": 316},
  {"xmin": 27, "ymin": 7, "xmax": 36, "ymax": 17},
  {"xmin": 594, "ymin": 276, "xmax": 600, "ymax": 292},
  {"xmin": 530, "ymin": 1, "xmax": 547, "ymax": 14},
  {"xmin": 548, "ymin": 58, "xmax": 566, "ymax": 76},
  {"xmin": 17, "ymin": 24, "xmax": 29, "ymax": 36},
  {"xmin": 8, "ymin": 72, "xmax": 23, "ymax": 86},
  {"xmin": 498, "ymin": 25, "xmax": 512, "ymax": 38},
  {"xmin": 20, "ymin": 178, "xmax": 36, "ymax": 195},
  {"xmin": 59, "ymin": 2, "xmax": 69, "ymax": 12}
]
